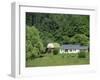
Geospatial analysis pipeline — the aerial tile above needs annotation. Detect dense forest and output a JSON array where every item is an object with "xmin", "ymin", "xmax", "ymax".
[{"xmin": 26, "ymin": 12, "xmax": 89, "ymax": 60}]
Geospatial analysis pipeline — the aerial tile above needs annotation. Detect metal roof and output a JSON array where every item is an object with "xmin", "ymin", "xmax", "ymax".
[{"xmin": 60, "ymin": 44, "xmax": 88, "ymax": 50}]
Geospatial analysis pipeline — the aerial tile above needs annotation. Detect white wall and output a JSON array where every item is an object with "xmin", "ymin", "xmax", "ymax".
[
  {"xmin": 0, "ymin": 0, "xmax": 100, "ymax": 80},
  {"xmin": 60, "ymin": 49, "xmax": 80, "ymax": 54},
  {"xmin": 67, "ymin": 49, "xmax": 80, "ymax": 53}
]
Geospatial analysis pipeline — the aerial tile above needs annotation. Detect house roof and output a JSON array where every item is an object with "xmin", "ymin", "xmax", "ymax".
[{"xmin": 60, "ymin": 44, "xmax": 88, "ymax": 50}]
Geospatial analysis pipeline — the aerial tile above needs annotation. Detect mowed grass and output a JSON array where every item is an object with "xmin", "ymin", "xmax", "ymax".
[{"xmin": 26, "ymin": 53, "xmax": 89, "ymax": 67}]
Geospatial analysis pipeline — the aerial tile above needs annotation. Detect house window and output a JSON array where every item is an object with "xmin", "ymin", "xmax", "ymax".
[
  {"xmin": 65, "ymin": 49, "xmax": 68, "ymax": 52},
  {"xmin": 70, "ymin": 49, "xmax": 72, "ymax": 52}
]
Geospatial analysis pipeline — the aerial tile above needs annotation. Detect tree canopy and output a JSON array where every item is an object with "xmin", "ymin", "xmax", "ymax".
[{"xmin": 26, "ymin": 12, "xmax": 89, "ymax": 46}]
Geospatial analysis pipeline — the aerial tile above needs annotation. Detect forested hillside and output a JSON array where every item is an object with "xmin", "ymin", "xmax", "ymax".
[{"xmin": 26, "ymin": 12, "xmax": 89, "ymax": 47}]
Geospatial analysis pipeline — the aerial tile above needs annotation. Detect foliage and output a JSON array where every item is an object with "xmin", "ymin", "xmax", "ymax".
[
  {"xmin": 26, "ymin": 26, "xmax": 44, "ymax": 60},
  {"xmin": 53, "ymin": 43, "xmax": 60, "ymax": 48},
  {"xmin": 53, "ymin": 48, "xmax": 59, "ymax": 55},
  {"xmin": 62, "ymin": 36, "xmax": 70, "ymax": 44},
  {"xmin": 70, "ymin": 34, "xmax": 89, "ymax": 45},
  {"xmin": 78, "ymin": 51, "xmax": 86, "ymax": 58},
  {"xmin": 26, "ymin": 13, "xmax": 89, "ymax": 46}
]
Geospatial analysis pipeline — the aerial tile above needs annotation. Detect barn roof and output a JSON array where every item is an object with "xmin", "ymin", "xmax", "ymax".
[{"xmin": 60, "ymin": 44, "xmax": 88, "ymax": 50}]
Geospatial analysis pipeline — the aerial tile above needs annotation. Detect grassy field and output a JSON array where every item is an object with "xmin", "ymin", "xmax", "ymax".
[{"xmin": 26, "ymin": 53, "xmax": 89, "ymax": 67}]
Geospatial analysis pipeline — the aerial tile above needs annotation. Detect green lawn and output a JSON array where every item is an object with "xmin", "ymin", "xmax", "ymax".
[{"xmin": 26, "ymin": 53, "xmax": 89, "ymax": 67}]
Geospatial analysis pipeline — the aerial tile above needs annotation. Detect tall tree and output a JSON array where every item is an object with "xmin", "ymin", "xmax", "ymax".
[{"xmin": 26, "ymin": 26, "xmax": 44, "ymax": 60}]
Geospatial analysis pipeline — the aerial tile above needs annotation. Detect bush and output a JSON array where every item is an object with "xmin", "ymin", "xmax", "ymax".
[
  {"xmin": 78, "ymin": 51, "xmax": 86, "ymax": 58},
  {"xmin": 53, "ymin": 48, "xmax": 59, "ymax": 55},
  {"xmin": 26, "ymin": 26, "xmax": 44, "ymax": 60}
]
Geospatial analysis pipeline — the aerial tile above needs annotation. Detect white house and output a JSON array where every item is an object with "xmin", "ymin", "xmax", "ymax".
[{"xmin": 59, "ymin": 44, "xmax": 88, "ymax": 54}]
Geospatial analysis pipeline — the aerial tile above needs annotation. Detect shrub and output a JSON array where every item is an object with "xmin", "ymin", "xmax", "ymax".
[
  {"xmin": 53, "ymin": 48, "xmax": 59, "ymax": 55},
  {"xmin": 78, "ymin": 51, "xmax": 86, "ymax": 58},
  {"xmin": 26, "ymin": 26, "xmax": 44, "ymax": 60}
]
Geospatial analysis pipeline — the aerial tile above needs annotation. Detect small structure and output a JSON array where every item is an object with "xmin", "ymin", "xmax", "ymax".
[
  {"xmin": 46, "ymin": 43, "xmax": 60, "ymax": 53},
  {"xmin": 59, "ymin": 44, "xmax": 88, "ymax": 54},
  {"xmin": 47, "ymin": 43, "xmax": 54, "ymax": 49}
]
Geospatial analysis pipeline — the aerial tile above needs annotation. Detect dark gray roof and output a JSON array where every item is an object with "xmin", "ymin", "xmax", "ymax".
[{"xmin": 60, "ymin": 44, "xmax": 88, "ymax": 50}]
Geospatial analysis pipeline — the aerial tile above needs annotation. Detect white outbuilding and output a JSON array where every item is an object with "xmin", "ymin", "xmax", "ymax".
[{"xmin": 47, "ymin": 43, "xmax": 54, "ymax": 49}]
